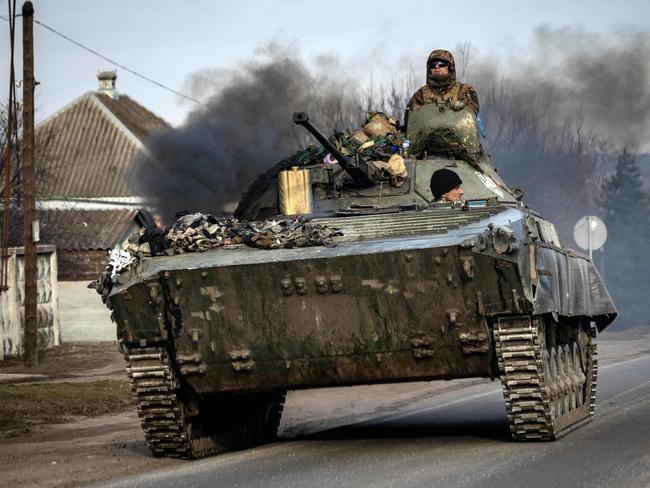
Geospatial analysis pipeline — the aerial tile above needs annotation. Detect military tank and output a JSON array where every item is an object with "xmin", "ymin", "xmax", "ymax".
[{"xmin": 104, "ymin": 103, "xmax": 616, "ymax": 459}]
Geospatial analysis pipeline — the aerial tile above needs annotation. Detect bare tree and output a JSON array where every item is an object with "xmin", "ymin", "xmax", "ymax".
[
  {"xmin": 0, "ymin": 98, "xmax": 20, "ymax": 199},
  {"xmin": 1, "ymin": 98, "xmax": 60, "ymax": 246},
  {"xmin": 1, "ymin": 99, "xmax": 59, "ymax": 200},
  {"xmin": 454, "ymin": 41, "xmax": 472, "ymax": 80},
  {"xmin": 476, "ymin": 75, "xmax": 613, "ymax": 238}
]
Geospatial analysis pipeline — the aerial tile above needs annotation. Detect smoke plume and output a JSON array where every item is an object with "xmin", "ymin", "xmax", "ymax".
[
  {"xmin": 470, "ymin": 26, "xmax": 650, "ymax": 149},
  {"xmin": 135, "ymin": 44, "xmax": 364, "ymax": 222}
]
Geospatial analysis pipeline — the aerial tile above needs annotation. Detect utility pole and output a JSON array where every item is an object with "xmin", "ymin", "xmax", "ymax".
[{"xmin": 22, "ymin": 1, "xmax": 37, "ymax": 366}]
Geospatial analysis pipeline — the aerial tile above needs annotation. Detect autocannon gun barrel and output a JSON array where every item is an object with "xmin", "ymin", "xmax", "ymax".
[{"xmin": 292, "ymin": 112, "xmax": 370, "ymax": 183}]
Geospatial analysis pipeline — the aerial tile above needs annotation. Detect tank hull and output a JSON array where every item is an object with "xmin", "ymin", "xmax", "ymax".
[
  {"xmin": 108, "ymin": 206, "xmax": 616, "ymax": 458},
  {"xmin": 110, "ymin": 206, "xmax": 614, "ymax": 395}
]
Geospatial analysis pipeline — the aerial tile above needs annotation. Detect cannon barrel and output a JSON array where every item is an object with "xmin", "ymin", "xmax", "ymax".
[{"xmin": 292, "ymin": 112, "xmax": 370, "ymax": 183}]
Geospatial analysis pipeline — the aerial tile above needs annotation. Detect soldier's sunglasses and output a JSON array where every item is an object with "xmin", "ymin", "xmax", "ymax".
[{"xmin": 429, "ymin": 61, "xmax": 449, "ymax": 68}]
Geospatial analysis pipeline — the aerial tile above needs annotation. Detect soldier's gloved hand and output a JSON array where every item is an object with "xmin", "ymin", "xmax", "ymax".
[{"xmin": 450, "ymin": 100, "xmax": 465, "ymax": 111}]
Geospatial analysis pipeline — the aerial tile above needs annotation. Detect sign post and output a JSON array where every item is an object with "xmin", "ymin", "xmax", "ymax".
[{"xmin": 573, "ymin": 216, "xmax": 607, "ymax": 261}]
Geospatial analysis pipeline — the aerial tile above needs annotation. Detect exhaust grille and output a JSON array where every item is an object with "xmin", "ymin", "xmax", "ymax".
[{"xmin": 313, "ymin": 206, "xmax": 505, "ymax": 242}]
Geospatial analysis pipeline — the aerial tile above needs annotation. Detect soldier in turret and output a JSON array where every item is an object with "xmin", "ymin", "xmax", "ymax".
[
  {"xmin": 430, "ymin": 168, "xmax": 465, "ymax": 203},
  {"xmin": 404, "ymin": 49, "xmax": 479, "ymax": 130}
]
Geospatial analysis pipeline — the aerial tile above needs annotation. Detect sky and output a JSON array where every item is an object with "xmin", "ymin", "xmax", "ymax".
[{"xmin": 1, "ymin": 0, "xmax": 649, "ymax": 127}]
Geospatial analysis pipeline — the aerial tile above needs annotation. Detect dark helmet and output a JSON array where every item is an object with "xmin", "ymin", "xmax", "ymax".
[{"xmin": 430, "ymin": 168, "xmax": 462, "ymax": 199}]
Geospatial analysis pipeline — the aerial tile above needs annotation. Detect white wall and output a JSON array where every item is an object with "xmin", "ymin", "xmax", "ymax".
[
  {"xmin": 58, "ymin": 281, "xmax": 116, "ymax": 342},
  {"xmin": 1, "ymin": 246, "xmax": 60, "ymax": 359}
]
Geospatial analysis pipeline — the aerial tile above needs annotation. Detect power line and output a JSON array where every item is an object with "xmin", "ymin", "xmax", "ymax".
[{"xmin": 0, "ymin": 13, "xmax": 203, "ymax": 106}]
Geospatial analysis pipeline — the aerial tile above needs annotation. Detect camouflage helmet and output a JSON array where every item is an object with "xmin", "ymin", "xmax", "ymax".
[{"xmin": 426, "ymin": 49, "xmax": 456, "ymax": 86}]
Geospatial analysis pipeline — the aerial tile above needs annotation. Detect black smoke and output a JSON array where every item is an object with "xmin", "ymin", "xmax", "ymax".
[
  {"xmin": 472, "ymin": 26, "xmax": 650, "ymax": 148},
  {"xmin": 135, "ymin": 44, "xmax": 363, "ymax": 221},
  {"xmin": 463, "ymin": 27, "xmax": 650, "ymax": 242}
]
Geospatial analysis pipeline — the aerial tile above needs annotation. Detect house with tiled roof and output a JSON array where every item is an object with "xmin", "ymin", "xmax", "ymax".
[
  {"xmin": 39, "ymin": 71, "xmax": 168, "ymax": 205},
  {"xmin": 33, "ymin": 71, "xmax": 169, "ymax": 341}
]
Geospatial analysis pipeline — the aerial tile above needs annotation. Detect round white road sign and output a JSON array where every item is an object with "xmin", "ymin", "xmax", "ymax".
[{"xmin": 573, "ymin": 216, "xmax": 607, "ymax": 251}]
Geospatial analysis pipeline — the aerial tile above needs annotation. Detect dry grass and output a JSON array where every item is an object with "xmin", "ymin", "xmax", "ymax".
[
  {"xmin": 0, "ymin": 343, "xmax": 123, "ymax": 376},
  {"xmin": 0, "ymin": 379, "xmax": 133, "ymax": 436}
]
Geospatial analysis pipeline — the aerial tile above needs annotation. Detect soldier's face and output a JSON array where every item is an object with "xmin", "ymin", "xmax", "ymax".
[
  {"xmin": 443, "ymin": 186, "xmax": 464, "ymax": 202},
  {"xmin": 429, "ymin": 61, "xmax": 450, "ymax": 76}
]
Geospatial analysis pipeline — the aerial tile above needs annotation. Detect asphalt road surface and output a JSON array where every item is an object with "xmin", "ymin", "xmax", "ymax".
[{"xmin": 97, "ymin": 352, "xmax": 650, "ymax": 488}]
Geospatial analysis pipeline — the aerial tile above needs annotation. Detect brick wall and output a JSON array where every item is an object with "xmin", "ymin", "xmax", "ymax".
[{"xmin": 57, "ymin": 250, "xmax": 107, "ymax": 281}]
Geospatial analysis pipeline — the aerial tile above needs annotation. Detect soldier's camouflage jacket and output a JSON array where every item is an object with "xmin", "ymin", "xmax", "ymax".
[{"xmin": 404, "ymin": 49, "xmax": 480, "ymax": 129}]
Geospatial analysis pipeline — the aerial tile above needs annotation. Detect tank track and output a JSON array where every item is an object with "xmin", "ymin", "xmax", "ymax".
[
  {"xmin": 125, "ymin": 346, "xmax": 286, "ymax": 459},
  {"xmin": 493, "ymin": 316, "xmax": 598, "ymax": 440}
]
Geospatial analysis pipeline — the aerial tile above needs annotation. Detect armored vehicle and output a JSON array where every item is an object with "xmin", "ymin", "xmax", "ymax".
[{"xmin": 106, "ymin": 104, "xmax": 616, "ymax": 458}]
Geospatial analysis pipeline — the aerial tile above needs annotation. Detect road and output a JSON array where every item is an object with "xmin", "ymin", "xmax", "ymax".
[{"xmin": 97, "ymin": 349, "xmax": 650, "ymax": 488}]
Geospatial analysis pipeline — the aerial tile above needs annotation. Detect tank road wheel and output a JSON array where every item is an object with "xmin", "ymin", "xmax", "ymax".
[
  {"xmin": 572, "ymin": 342, "xmax": 585, "ymax": 408},
  {"xmin": 125, "ymin": 346, "xmax": 286, "ymax": 459},
  {"xmin": 562, "ymin": 344, "xmax": 577, "ymax": 411},
  {"xmin": 550, "ymin": 347, "xmax": 562, "ymax": 418},
  {"xmin": 543, "ymin": 350, "xmax": 557, "ymax": 420},
  {"xmin": 493, "ymin": 316, "xmax": 598, "ymax": 440},
  {"xmin": 555, "ymin": 347, "xmax": 568, "ymax": 416}
]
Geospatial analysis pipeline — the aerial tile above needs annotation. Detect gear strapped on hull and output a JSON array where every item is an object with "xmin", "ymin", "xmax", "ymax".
[
  {"xmin": 493, "ymin": 316, "xmax": 598, "ymax": 441},
  {"xmin": 125, "ymin": 346, "xmax": 286, "ymax": 459}
]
